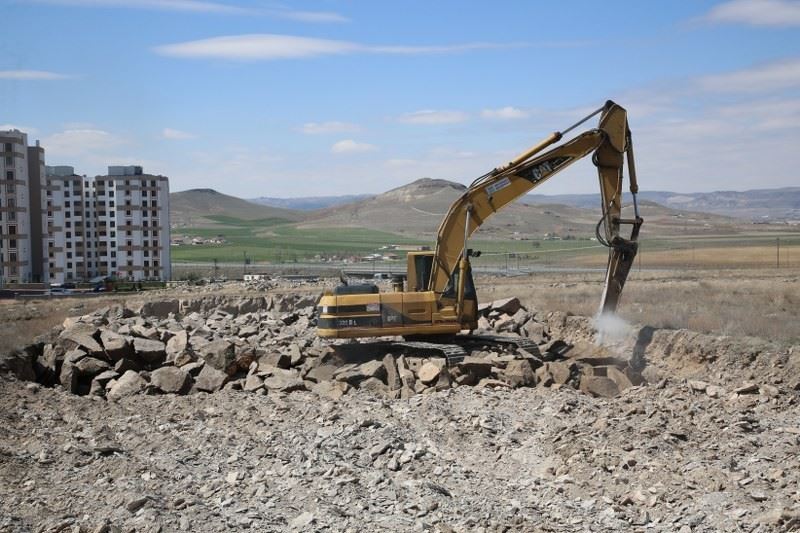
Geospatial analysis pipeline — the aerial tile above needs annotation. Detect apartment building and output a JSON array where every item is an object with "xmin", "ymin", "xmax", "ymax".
[
  {"xmin": 0, "ymin": 130, "xmax": 33, "ymax": 284},
  {"xmin": 0, "ymin": 128, "xmax": 171, "ymax": 284}
]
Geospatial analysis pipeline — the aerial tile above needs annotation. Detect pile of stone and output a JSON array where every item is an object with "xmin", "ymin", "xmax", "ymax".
[{"xmin": 3, "ymin": 294, "xmax": 643, "ymax": 401}]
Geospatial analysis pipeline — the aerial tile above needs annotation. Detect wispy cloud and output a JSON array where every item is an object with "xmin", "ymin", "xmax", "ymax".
[
  {"xmin": 31, "ymin": 0, "xmax": 349, "ymax": 21},
  {"xmin": 398, "ymin": 110, "xmax": 470, "ymax": 125},
  {"xmin": 160, "ymin": 127, "xmax": 196, "ymax": 140},
  {"xmin": 43, "ymin": 128, "xmax": 126, "ymax": 158},
  {"xmin": 698, "ymin": 57, "xmax": 800, "ymax": 92},
  {"xmin": 0, "ymin": 124, "xmax": 39, "ymax": 134},
  {"xmin": 0, "ymin": 70, "xmax": 71, "ymax": 80},
  {"xmin": 154, "ymin": 34, "xmax": 521, "ymax": 60},
  {"xmin": 481, "ymin": 106, "xmax": 529, "ymax": 120},
  {"xmin": 700, "ymin": 0, "xmax": 800, "ymax": 27},
  {"xmin": 299, "ymin": 121, "xmax": 360, "ymax": 135},
  {"xmin": 331, "ymin": 139, "xmax": 377, "ymax": 154}
]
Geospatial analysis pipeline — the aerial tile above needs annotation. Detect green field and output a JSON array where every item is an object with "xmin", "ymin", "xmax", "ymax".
[{"xmin": 171, "ymin": 215, "xmax": 800, "ymax": 269}]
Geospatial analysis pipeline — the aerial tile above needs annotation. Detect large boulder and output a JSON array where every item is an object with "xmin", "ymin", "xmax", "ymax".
[
  {"xmin": 501, "ymin": 359, "xmax": 538, "ymax": 388},
  {"xmin": 100, "ymin": 330, "xmax": 132, "ymax": 361},
  {"xmin": 59, "ymin": 323, "xmax": 103, "ymax": 355},
  {"xmin": 198, "ymin": 339, "xmax": 236, "ymax": 374},
  {"xmin": 150, "ymin": 366, "xmax": 191, "ymax": 394},
  {"xmin": 74, "ymin": 356, "xmax": 111, "ymax": 378},
  {"xmin": 107, "ymin": 370, "xmax": 147, "ymax": 401},
  {"xmin": 132, "ymin": 338, "xmax": 166, "ymax": 366},
  {"xmin": 165, "ymin": 330, "xmax": 195, "ymax": 366},
  {"xmin": 383, "ymin": 354, "xmax": 402, "ymax": 391},
  {"xmin": 192, "ymin": 365, "xmax": 228, "ymax": 393},
  {"xmin": 0, "ymin": 349, "xmax": 36, "ymax": 381},
  {"xmin": 490, "ymin": 297, "xmax": 521, "ymax": 315},
  {"xmin": 579, "ymin": 375, "xmax": 620, "ymax": 398}
]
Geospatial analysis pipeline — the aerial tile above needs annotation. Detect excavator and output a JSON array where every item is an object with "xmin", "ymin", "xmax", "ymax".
[{"xmin": 317, "ymin": 100, "xmax": 642, "ymax": 358}]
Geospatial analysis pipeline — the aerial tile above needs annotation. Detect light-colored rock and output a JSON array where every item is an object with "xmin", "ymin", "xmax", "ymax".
[
  {"xmin": 150, "ymin": 366, "xmax": 191, "ymax": 394},
  {"xmin": 417, "ymin": 362, "xmax": 442, "ymax": 385},
  {"xmin": 107, "ymin": 370, "xmax": 146, "ymax": 401}
]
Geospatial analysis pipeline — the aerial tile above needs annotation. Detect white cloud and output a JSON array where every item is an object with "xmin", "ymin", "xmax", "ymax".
[
  {"xmin": 42, "ymin": 128, "xmax": 126, "ymax": 158},
  {"xmin": 0, "ymin": 124, "xmax": 38, "ymax": 134},
  {"xmin": 31, "ymin": 0, "xmax": 349, "ymax": 21},
  {"xmin": 0, "ymin": 70, "xmax": 71, "ymax": 80},
  {"xmin": 398, "ymin": 110, "xmax": 470, "ymax": 125},
  {"xmin": 299, "ymin": 121, "xmax": 360, "ymax": 135},
  {"xmin": 701, "ymin": 0, "xmax": 800, "ymax": 27},
  {"xmin": 154, "ymin": 34, "xmax": 519, "ymax": 61},
  {"xmin": 481, "ymin": 106, "xmax": 529, "ymax": 120},
  {"xmin": 331, "ymin": 139, "xmax": 377, "ymax": 154},
  {"xmin": 161, "ymin": 127, "xmax": 196, "ymax": 140},
  {"xmin": 698, "ymin": 57, "xmax": 800, "ymax": 92}
]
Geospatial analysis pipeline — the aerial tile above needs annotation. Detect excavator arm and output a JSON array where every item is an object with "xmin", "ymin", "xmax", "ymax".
[{"xmin": 428, "ymin": 100, "xmax": 643, "ymax": 315}]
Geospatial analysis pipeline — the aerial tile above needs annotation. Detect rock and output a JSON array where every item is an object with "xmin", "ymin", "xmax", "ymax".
[
  {"xmin": 490, "ymin": 297, "xmax": 521, "ymax": 315},
  {"xmin": 150, "ymin": 366, "xmax": 191, "ymax": 394},
  {"xmin": 538, "ymin": 361, "xmax": 573, "ymax": 386},
  {"xmin": 456, "ymin": 357, "xmax": 493, "ymax": 380},
  {"xmin": 126, "ymin": 497, "xmax": 148, "ymax": 513},
  {"xmin": 192, "ymin": 365, "xmax": 229, "ymax": 393},
  {"xmin": 312, "ymin": 380, "xmax": 349, "ymax": 401},
  {"xmin": 90, "ymin": 370, "xmax": 119, "ymax": 396},
  {"xmin": 258, "ymin": 352, "xmax": 291, "ymax": 370},
  {"xmin": 521, "ymin": 320, "xmax": 548, "ymax": 342},
  {"xmin": 606, "ymin": 366, "xmax": 634, "ymax": 391},
  {"xmin": 305, "ymin": 364, "xmax": 337, "ymax": 383},
  {"xmin": 501, "ymin": 359, "xmax": 537, "ymax": 388},
  {"xmin": 74, "ymin": 356, "xmax": 111, "ymax": 377},
  {"xmin": 166, "ymin": 330, "xmax": 195, "ymax": 366},
  {"xmin": 418, "ymin": 362, "xmax": 442, "ymax": 385},
  {"xmin": 0, "ymin": 349, "xmax": 37, "ymax": 381},
  {"xmin": 359, "ymin": 377, "xmax": 388, "ymax": 395},
  {"xmin": 579, "ymin": 375, "xmax": 620, "ymax": 398},
  {"xmin": 335, "ymin": 360, "xmax": 386, "ymax": 385},
  {"xmin": 114, "ymin": 358, "xmax": 141, "ymax": 374},
  {"xmin": 132, "ymin": 338, "xmax": 166, "ymax": 366},
  {"xmin": 285, "ymin": 343, "xmax": 304, "ymax": 367},
  {"xmin": 688, "ymin": 380, "xmax": 709, "ymax": 392},
  {"xmin": 706, "ymin": 384, "xmax": 725, "ymax": 398},
  {"xmin": 140, "ymin": 299, "xmax": 179, "ymax": 318},
  {"xmin": 477, "ymin": 378, "xmax": 511, "ymax": 389},
  {"xmin": 290, "ymin": 512, "xmax": 314, "ymax": 529},
  {"xmin": 198, "ymin": 339, "xmax": 235, "ymax": 374},
  {"xmin": 264, "ymin": 373, "xmax": 306, "ymax": 393},
  {"xmin": 383, "ymin": 354, "xmax": 402, "ymax": 391},
  {"xmin": 107, "ymin": 370, "xmax": 147, "ymax": 401},
  {"xmin": 59, "ymin": 361, "xmax": 79, "ymax": 393},
  {"xmin": 735, "ymin": 383, "xmax": 759, "ymax": 395},
  {"xmin": 759, "ymin": 384, "xmax": 779, "ymax": 397},
  {"xmin": 99, "ymin": 330, "xmax": 132, "ymax": 361},
  {"xmin": 59, "ymin": 323, "xmax": 103, "ymax": 355},
  {"xmin": 243, "ymin": 374, "xmax": 264, "ymax": 392}
]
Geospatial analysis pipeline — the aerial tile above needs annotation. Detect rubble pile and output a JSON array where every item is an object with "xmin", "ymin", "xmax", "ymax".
[{"xmin": 3, "ymin": 295, "xmax": 646, "ymax": 402}]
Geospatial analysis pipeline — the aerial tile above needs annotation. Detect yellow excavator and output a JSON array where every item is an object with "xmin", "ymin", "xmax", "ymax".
[{"xmin": 318, "ymin": 100, "xmax": 642, "ymax": 354}]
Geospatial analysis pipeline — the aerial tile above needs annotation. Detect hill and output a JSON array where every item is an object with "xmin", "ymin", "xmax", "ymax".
[
  {"xmin": 170, "ymin": 188, "xmax": 303, "ymax": 227},
  {"xmin": 249, "ymin": 194, "xmax": 372, "ymax": 211},
  {"xmin": 299, "ymin": 178, "xmax": 741, "ymax": 240},
  {"xmin": 526, "ymin": 187, "xmax": 800, "ymax": 221}
]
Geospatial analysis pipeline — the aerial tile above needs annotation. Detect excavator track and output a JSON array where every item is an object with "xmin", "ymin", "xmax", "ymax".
[{"xmin": 371, "ymin": 334, "xmax": 541, "ymax": 366}]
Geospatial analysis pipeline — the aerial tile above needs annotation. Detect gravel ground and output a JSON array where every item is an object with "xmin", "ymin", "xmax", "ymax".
[{"xmin": 1, "ymin": 371, "xmax": 798, "ymax": 532}]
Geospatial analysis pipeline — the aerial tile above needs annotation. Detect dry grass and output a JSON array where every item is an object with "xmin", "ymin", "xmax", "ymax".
[{"xmin": 480, "ymin": 268, "xmax": 800, "ymax": 345}]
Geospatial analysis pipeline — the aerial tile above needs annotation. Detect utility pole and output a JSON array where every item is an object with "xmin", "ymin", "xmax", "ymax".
[
  {"xmin": 777, "ymin": 238, "xmax": 780, "ymax": 268},
  {"xmin": 213, "ymin": 258, "xmax": 218, "ymax": 280}
]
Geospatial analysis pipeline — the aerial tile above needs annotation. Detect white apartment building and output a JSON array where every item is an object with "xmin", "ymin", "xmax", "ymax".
[{"xmin": 1, "ymin": 127, "xmax": 172, "ymax": 285}]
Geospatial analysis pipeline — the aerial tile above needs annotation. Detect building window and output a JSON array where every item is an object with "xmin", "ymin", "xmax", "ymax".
[
  {"xmin": 67, "ymin": 262, "xmax": 72, "ymax": 269},
  {"xmin": 9, "ymin": 239, "xmax": 17, "ymax": 249},
  {"xmin": 5, "ymin": 183, "xmax": 14, "ymax": 194},
  {"xmin": 5, "ymin": 171, "xmax": 12, "ymax": 180},
  {"xmin": 4, "ymin": 156, "xmax": 12, "ymax": 166},
  {"xmin": 8, "ymin": 225, "xmax": 16, "ymax": 235},
  {"xmin": 110, "ymin": 231, "xmax": 115, "ymax": 238},
  {"xmin": 67, "ymin": 252, "xmax": 72, "ymax": 259},
  {"xmin": 4, "ymin": 143, "xmax": 11, "ymax": 152}
]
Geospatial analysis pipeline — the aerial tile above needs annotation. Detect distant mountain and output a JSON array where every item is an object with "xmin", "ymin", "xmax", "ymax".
[
  {"xmin": 526, "ymin": 187, "xmax": 800, "ymax": 221},
  {"xmin": 299, "ymin": 178, "xmax": 739, "ymax": 239},
  {"xmin": 250, "ymin": 194, "xmax": 373, "ymax": 211},
  {"xmin": 170, "ymin": 188, "xmax": 302, "ymax": 227}
]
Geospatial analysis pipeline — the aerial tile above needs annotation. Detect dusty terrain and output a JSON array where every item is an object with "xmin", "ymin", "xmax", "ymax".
[{"xmin": 1, "ymin": 273, "xmax": 799, "ymax": 532}]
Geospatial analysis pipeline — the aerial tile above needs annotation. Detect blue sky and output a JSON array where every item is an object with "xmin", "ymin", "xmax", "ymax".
[{"xmin": 2, "ymin": 0, "xmax": 800, "ymax": 197}]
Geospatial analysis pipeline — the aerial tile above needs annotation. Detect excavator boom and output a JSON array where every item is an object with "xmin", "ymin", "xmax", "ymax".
[{"xmin": 428, "ymin": 100, "xmax": 642, "ymax": 314}]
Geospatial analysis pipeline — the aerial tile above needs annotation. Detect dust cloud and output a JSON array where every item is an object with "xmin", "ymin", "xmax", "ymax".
[{"xmin": 594, "ymin": 312, "xmax": 633, "ymax": 346}]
